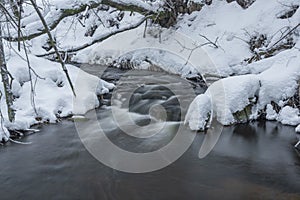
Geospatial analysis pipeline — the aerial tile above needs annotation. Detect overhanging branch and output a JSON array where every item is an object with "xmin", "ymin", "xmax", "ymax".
[
  {"xmin": 3, "ymin": 0, "xmax": 155, "ymax": 42},
  {"xmin": 36, "ymin": 17, "xmax": 147, "ymax": 57}
]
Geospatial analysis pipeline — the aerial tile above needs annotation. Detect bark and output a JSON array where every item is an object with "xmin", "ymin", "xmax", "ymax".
[
  {"xmin": 0, "ymin": 25, "xmax": 15, "ymax": 122},
  {"xmin": 8, "ymin": 0, "xmax": 19, "ymax": 17},
  {"xmin": 17, "ymin": 0, "xmax": 23, "ymax": 51}
]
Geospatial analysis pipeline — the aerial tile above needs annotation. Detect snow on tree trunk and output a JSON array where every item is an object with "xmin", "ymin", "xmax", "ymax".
[{"xmin": 0, "ymin": 25, "xmax": 15, "ymax": 122}]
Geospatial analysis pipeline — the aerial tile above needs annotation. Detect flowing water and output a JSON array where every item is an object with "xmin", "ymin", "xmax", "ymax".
[{"xmin": 1, "ymin": 65, "xmax": 300, "ymax": 200}]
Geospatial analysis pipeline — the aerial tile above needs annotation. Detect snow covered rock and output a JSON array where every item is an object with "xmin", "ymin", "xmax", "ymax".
[
  {"xmin": 184, "ymin": 94, "xmax": 211, "ymax": 131},
  {"xmin": 0, "ymin": 127, "xmax": 10, "ymax": 143},
  {"xmin": 277, "ymin": 106, "xmax": 300, "ymax": 126},
  {"xmin": 185, "ymin": 51, "xmax": 300, "ymax": 131},
  {"xmin": 185, "ymin": 74, "xmax": 260, "ymax": 130},
  {"xmin": 296, "ymin": 125, "xmax": 300, "ymax": 133},
  {"xmin": 265, "ymin": 104, "xmax": 278, "ymax": 120}
]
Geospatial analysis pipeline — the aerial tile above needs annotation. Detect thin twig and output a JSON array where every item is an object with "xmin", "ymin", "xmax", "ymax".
[
  {"xmin": 199, "ymin": 34, "xmax": 219, "ymax": 48},
  {"xmin": 30, "ymin": 0, "xmax": 76, "ymax": 96},
  {"xmin": 271, "ymin": 23, "xmax": 300, "ymax": 48}
]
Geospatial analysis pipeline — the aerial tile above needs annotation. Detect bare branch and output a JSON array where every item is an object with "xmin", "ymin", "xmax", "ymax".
[
  {"xmin": 199, "ymin": 34, "xmax": 219, "ymax": 48},
  {"xmin": 30, "ymin": 0, "xmax": 76, "ymax": 96},
  {"xmin": 270, "ymin": 23, "xmax": 300, "ymax": 48},
  {"xmin": 36, "ymin": 17, "xmax": 147, "ymax": 57}
]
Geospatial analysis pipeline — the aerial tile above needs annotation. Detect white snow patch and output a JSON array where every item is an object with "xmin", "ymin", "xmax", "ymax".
[
  {"xmin": 0, "ymin": 45, "xmax": 114, "ymax": 140},
  {"xmin": 296, "ymin": 125, "xmax": 300, "ymax": 133},
  {"xmin": 266, "ymin": 104, "xmax": 277, "ymax": 120},
  {"xmin": 277, "ymin": 106, "xmax": 300, "ymax": 126},
  {"xmin": 184, "ymin": 94, "xmax": 211, "ymax": 131},
  {"xmin": 185, "ymin": 74, "xmax": 260, "ymax": 129}
]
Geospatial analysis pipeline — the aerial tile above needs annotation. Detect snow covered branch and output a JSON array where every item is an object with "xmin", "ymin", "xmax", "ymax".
[
  {"xmin": 2, "ymin": 0, "xmax": 157, "ymax": 42},
  {"xmin": 36, "ymin": 17, "xmax": 147, "ymax": 57}
]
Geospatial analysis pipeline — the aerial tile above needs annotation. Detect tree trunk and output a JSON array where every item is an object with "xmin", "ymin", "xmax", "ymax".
[{"xmin": 0, "ymin": 25, "xmax": 15, "ymax": 122}]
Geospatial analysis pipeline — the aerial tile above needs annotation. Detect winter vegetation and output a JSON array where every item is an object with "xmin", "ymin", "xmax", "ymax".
[{"xmin": 0, "ymin": 0, "xmax": 299, "ymax": 142}]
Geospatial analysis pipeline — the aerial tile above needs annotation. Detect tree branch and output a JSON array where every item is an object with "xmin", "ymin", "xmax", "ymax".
[
  {"xmin": 30, "ymin": 0, "xmax": 76, "ymax": 96},
  {"xmin": 3, "ymin": 0, "xmax": 155, "ymax": 41},
  {"xmin": 36, "ymin": 17, "xmax": 147, "ymax": 57}
]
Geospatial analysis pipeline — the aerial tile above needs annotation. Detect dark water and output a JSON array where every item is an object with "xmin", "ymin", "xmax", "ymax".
[{"xmin": 1, "ymin": 65, "xmax": 300, "ymax": 200}]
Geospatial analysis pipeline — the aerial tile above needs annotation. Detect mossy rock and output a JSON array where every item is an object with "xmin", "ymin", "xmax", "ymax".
[{"xmin": 233, "ymin": 104, "xmax": 253, "ymax": 123}]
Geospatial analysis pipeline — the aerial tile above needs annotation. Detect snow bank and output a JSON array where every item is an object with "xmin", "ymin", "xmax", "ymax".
[
  {"xmin": 184, "ymin": 0, "xmax": 300, "ymax": 131},
  {"xmin": 277, "ymin": 106, "xmax": 300, "ymax": 126},
  {"xmin": 185, "ymin": 49, "xmax": 300, "ymax": 130},
  {"xmin": 177, "ymin": 0, "xmax": 300, "ymax": 76},
  {"xmin": 0, "ymin": 47, "xmax": 114, "ymax": 141},
  {"xmin": 185, "ymin": 74, "xmax": 260, "ymax": 130},
  {"xmin": 72, "ymin": 25, "xmax": 215, "ymax": 79}
]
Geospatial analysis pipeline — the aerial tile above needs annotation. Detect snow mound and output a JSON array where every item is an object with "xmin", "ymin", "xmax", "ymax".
[
  {"xmin": 296, "ymin": 125, "xmax": 300, "ymax": 133},
  {"xmin": 185, "ymin": 51, "xmax": 300, "ymax": 130},
  {"xmin": 184, "ymin": 94, "xmax": 211, "ymax": 131},
  {"xmin": 277, "ymin": 106, "xmax": 300, "ymax": 126},
  {"xmin": 0, "ymin": 47, "xmax": 114, "ymax": 141},
  {"xmin": 185, "ymin": 74, "xmax": 260, "ymax": 130},
  {"xmin": 266, "ymin": 104, "xmax": 277, "ymax": 120},
  {"xmin": 178, "ymin": 0, "xmax": 300, "ymax": 76}
]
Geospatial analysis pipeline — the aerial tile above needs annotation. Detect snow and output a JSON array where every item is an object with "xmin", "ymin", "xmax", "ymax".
[
  {"xmin": 72, "ymin": 25, "xmax": 215, "ymax": 79},
  {"xmin": 181, "ymin": 0, "xmax": 299, "ymax": 131},
  {"xmin": 257, "ymin": 51, "xmax": 300, "ymax": 108},
  {"xmin": 0, "ymin": 45, "xmax": 114, "ymax": 141},
  {"xmin": 177, "ymin": 0, "xmax": 300, "ymax": 76},
  {"xmin": 277, "ymin": 106, "xmax": 300, "ymax": 126},
  {"xmin": 185, "ymin": 50, "xmax": 300, "ymax": 130},
  {"xmin": 184, "ymin": 94, "xmax": 211, "ymax": 131},
  {"xmin": 1, "ymin": 0, "xmax": 300, "ymax": 139},
  {"xmin": 185, "ymin": 74, "xmax": 260, "ymax": 129},
  {"xmin": 266, "ymin": 104, "xmax": 277, "ymax": 121},
  {"xmin": 296, "ymin": 125, "xmax": 300, "ymax": 133}
]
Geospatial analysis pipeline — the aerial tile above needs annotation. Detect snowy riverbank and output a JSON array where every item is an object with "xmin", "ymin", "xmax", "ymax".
[
  {"xmin": 0, "ymin": 46, "xmax": 114, "ymax": 141},
  {"xmin": 1, "ymin": 0, "xmax": 299, "ymax": 141},
  {"xmin": 71, "ymin": 0, "xmax": 300, "ymax": 132}
]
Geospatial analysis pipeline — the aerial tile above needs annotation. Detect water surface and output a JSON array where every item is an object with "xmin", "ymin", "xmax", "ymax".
[{"xmin": 1, "ymin": 65, "xmax": 300, "ymax": 200}]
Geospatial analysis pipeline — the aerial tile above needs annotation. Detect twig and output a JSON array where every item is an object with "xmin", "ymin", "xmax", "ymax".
[
  {"xmin": 30, "ymin": 0, "xmax": 76, "ymax": 97},
  {"xmin": 270, "ymin": 23, "xmax": 300, "ymax": 48},
  {"xmin": 199, "ymin": 34, "xmax": 219, "ymax": 48},
  {"xmin": 175, "ymin": 38, "xmax": 212, "ymax": 65},
  {"xmin": 9, "ymin": 138, "xmax": 32, "ymax": 145},
  {"xmin": 17, "ymin": 0, "xmax": 23, "ymax": 51},
  {"xmin": 91, "ymin": 8, "xmax": 105, "ymax": 28}
]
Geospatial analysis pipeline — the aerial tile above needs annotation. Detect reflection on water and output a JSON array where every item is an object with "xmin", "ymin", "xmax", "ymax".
[{"xmin": 0, "ymin": 118, "xmax": 299, "ymax": 200}]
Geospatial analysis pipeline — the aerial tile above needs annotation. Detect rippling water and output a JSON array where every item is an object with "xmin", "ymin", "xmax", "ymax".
[{"xmin": 1, "ymin": 65, "xmax": 300, "ymax": 199}]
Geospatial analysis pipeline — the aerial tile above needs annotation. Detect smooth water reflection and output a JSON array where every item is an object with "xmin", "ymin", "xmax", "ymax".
[{"xmin": 0, "ymin": 117, "xmax": 299, "ymax": 200}]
